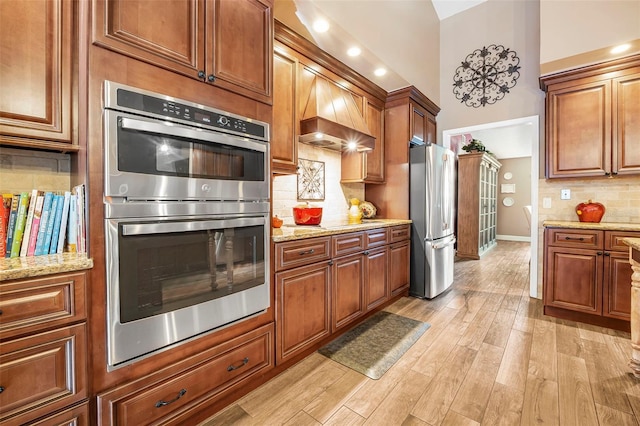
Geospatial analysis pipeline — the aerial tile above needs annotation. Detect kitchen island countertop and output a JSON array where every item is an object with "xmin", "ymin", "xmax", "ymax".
[
  {"xmin": 543, "ymin": 220, "xmax": 640, "ymax": 231},
  {"xmin": 272, "ymin": 219, "xmax": 411, "ymax": 243}
]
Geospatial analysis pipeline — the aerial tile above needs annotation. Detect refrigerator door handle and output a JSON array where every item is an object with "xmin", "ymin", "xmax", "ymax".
[{"xmin": 426, "ymin": 235, "xmax": 456, "ymax": 249}]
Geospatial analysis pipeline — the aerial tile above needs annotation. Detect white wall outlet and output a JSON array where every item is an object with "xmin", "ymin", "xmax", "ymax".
[
  {"xmin": 543, "ymin": 197, "xmax": 552, "ymax": 208},
  {"xmin": 561, "ymin": 189, "xmax": 571, "ymax": 200}
]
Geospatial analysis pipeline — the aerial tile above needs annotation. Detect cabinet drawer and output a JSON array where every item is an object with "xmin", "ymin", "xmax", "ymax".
[
  {"xmin": 275, "ymin": 237, "xmax": 331, "ymax": 272},
  {"xmin": 0, "ymin": 272, "xmax": 86, "ymax": 341},
  {"xmin": 0, "ymin": 324, "xmax": 87, "ymax": 425},
  {"xmin": 365, "ymin": 228, "xmax": 389, "ymax": 248},
  {"xmin": 98, "ymin": 324, "xmax": 273, "ymax": 425},
  {"xmin": 29, "ymin": 402, "xmax": 89, "ymax": 426},
  {"xmin": 332, "ymin": 232, "xmax": 366, "ymax": 257},
  {"xmin": 390, "ymin": 224, "xmax": 410, "ymax": 243},
  {"xmin": 546, "ymin": 228, "xmax": 603, "ymax": 249},
  {"xmin": 605, "ymin": 230, "xmax": 640, "ymax": 252}
]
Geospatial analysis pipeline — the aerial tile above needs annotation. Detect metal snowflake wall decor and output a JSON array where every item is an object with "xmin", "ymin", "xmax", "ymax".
[
  {"xmin": 297, "ymin": 158, "xmax": 325, "ymax": 200},
  {"xmin": 452, "ymin": 44, "xmax": 521, "ymax": 108}
]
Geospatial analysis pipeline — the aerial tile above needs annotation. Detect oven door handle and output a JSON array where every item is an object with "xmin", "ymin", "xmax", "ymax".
[
  {"xmin": 119, "ymin": 117, "xmax": 268, "ymax": 153},
  {"xmin": 121, "ymin": 217, "xmax": 264, "ymax": 236}
]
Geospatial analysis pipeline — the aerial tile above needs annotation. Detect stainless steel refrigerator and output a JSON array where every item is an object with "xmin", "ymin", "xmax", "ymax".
[{"xmin": 409, "ymin": 143, "xmax": 457, "ymax": 299}]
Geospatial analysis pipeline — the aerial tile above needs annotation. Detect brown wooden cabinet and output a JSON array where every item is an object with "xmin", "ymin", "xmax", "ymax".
[
  {"xmin": 543, "ymin": 227, "xmax": 638, "ymax": 331},
  {"xmin": 0, "ymin": 272, "xmax": 88, "ymax": 425},
  {"xmin": 540, "ymin": 55, "xmax": 640, "ymax": 178},
  {"xmin": 365, "ymin": 87, "xmax": 439, "ymax": 219},
  {"xmin": 273, "ymin": 224, "xmax": 409, "ymax": 363},
  {"xmin": 97, "ymin": 323, "xmax": 273, "ymax": 425},
  {"xmin": 341, "ymin": 98, "xmax": 386, "ymax": 183},
  {"xmin": 92, "ymin": 0, "xmax": 273, "ymax": 104},
  {"xmin": 272, "ymin": 45, "xmax": 299, "ymax": 174},
  {"xmin": 457, "ymin": 152, "xmax": 501, "ymax": 259},
  {"xmin": 0, "ymin": 0, "xmax": 76, "ymax": 151}
]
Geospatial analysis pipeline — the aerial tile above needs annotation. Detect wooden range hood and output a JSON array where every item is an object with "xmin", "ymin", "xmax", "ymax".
[{"xmin": 298, "ymin": 74, "xmax": 375, "ymax": 152}]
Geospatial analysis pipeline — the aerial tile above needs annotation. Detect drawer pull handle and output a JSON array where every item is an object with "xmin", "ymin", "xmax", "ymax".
[
  {"xmin": 564, "ymin": 237, "xmax": 585, "ymax": 241},
  {"xmin": 227, "ymin": 357, "xmax": 249, "ymax": 372},
  {"xmin": 155, "ymin": 389, "xmax": 186, "ymax": 408},
  {"xmin": 299, "ymin": 249, "xmax": 315, "ymax": 255}
]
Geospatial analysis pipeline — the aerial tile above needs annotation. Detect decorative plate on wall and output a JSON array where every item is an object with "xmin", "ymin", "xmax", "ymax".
[
  {"xmin": 453, "ymin": 44, "xmax": 521, "ymax": 108},
  {"xmin": 297, "ymin": 158, "xmax": 325, "ymax": 200}
]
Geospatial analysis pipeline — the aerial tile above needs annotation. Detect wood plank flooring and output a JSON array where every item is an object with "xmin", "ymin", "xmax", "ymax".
[{"xmin": 200, "ymin": 241, "xmax": 640, "ymax": 425}]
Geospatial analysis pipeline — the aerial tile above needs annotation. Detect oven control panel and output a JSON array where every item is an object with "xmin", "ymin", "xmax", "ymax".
[{"xmin": 106, "ymin": 81, "xmax": 268, "ymax": 141}]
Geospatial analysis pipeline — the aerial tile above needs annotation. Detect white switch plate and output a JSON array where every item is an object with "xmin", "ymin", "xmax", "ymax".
[
  {"xmin": 543, "ymin": 197, "xmax": 552, "ymax": 208},
  {"xmin": 561, "ymin": 189, "xmax": 571, "ymax": 200}
]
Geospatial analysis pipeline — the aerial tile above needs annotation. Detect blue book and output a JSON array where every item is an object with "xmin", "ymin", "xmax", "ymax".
[
  {"xmin": 34, "ymin": 192, "xmax": 54, "ymax": 256},
  {"xmin": 54, "ymin": 192, "xmax": 71, "ymax": 254},
  {"xmin": 41, "ymin": 194, "xmax": 60, "ymax": 254},
  {"xmin": 48, "ymin": 195, "xmax": 65, "ymax": 254}
]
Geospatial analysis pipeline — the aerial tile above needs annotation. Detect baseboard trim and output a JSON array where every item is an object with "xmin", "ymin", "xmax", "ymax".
[{"xmin": 497, "ymin": 234, "xmax": 531, "ymax": 242}]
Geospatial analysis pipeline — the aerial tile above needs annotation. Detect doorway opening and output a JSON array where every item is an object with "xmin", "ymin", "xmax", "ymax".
[{"xmin": 442, "ymin": 115, "xmax": 540, "ymax": 299}]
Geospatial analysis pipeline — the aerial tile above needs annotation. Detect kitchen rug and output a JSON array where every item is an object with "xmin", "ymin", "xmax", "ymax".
[{"xmin": 318, "ymin": 311, "xmax": 430, "ymax": 380}]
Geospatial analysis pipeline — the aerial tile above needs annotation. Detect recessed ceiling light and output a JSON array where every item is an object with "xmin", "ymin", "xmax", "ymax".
[
  {"xmin": 611, "ymin": 43, "xmax": 631, "ymax": 54},
  {"xmin": 313, "ymin": 19, "xmax": 330, "ymax": 33},
  {"xmin": 347, "ymin": 47, "xmax": 361, "ymax": 57},
  {"xmin": 374, "ymin": 68, "xmax": 387, "ymax": 77}
]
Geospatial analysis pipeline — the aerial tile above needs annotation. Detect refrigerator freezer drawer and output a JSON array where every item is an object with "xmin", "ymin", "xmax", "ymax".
[{"xmin": 410, "ymin": 235, "xmax": 456, "ymax": 299}]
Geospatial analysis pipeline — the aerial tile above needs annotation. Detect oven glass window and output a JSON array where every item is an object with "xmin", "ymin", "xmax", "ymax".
[
  {"xmin": 118, "ymin": 223, "xmax": 265, "ymax": 323},
  {"xmin": 116, "ymin": 121, "xmax": 264, "ymax": 181}
]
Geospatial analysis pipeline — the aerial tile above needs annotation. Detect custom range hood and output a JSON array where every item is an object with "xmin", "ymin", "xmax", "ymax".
[{"xmin": 298, "ymin": 74, "xmax": 375, "ymax": 152}]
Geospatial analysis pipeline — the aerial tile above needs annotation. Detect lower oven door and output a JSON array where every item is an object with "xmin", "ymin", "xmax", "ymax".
[{"xmin": 105, "ymin": 214, "xmax": 269, "ymax": 369}]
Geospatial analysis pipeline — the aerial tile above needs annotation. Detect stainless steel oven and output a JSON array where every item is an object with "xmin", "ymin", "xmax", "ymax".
[{"xmin": 103, "ymin": 81, "xmax": 270, "ymax": 369}]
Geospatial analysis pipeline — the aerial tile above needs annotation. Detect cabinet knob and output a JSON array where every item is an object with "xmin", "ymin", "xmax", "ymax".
[
  {"xmin": 197, "ymin": 70, "xmax": 206, "ymax": 79},
  {"xmin": 207, "ymin": 74, "xmax": 216, "ymax": 82},
  {"xmin": 597, "ymin": 251, "xmax": 603, "ymax": 255},
  {"xmin": 328, "ymin": 260, "xmax": 334, "ymax": 266},
  {"xmin": 0, "ymin": 386, "xmax": 4, "ymax": 393},
  {"xmin": 604, "ymin": 252, "xmax": 611, "ymax": 256},
  {"xmin": 363, "ymin": 250, "xmax": 370, "ymax": 255}
]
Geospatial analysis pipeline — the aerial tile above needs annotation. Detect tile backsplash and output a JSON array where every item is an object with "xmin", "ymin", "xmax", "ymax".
[
  {"xmin": 0, "ymin": 147, "xmax": 71, "ymax": 192},
  {"xmin": 272, "ymin": 143, "xmax": 364, "ymax": 224}
]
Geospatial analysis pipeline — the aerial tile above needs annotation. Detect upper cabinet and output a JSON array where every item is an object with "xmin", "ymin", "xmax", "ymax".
[
  {"xmin": 92, "ymin": 0, "xmax": 273, "ymax": 104},
  {"xmin": 540, "ymin": 55, "xmax": 640, "ymax": 178},
  {"xmin": 272, "ymin": 21, "xmax": 387, "ymax": 179},
  {"xmin": 0, "ymin": 0, "xmax": 76, "ymax": 151}
]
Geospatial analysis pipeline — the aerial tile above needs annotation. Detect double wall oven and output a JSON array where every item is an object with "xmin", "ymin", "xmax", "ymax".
[{"xmin": 103, "ymin": 81, "xmax": 270, "ymax": 369}]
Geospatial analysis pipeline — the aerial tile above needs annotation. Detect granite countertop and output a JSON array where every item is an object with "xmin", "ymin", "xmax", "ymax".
[
  {"xmin": 543, "ymin": 220, "xmax": 640, "ymax": 232},
  {"xmin": 272, "ymin": 219, "xmax": 412, "ymax": 243},
  {"xmin": 0, "ymin": 253, "xmax": 93, "ymax": 282},
  {"xmin": 624, "ymin": 238, "xmax": 640, "ymax": 251}
]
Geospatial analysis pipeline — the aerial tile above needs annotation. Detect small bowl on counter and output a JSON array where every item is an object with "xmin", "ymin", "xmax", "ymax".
[{"xmin": 293, "ymin": 203, "xmax": 323, "ymax": 225}]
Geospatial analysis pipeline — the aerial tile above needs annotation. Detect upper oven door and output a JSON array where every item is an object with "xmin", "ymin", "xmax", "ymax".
[{"xmin": 104, "ymin": 110, "xmax": 269, "ymax": 201}]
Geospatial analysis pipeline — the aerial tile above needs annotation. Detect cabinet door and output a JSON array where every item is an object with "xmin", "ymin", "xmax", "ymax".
[
  {"xmin": 92, "ymin": 0, "xmax": 205, "ymax": 79},
  {"xmin": 342, "ymin": 100, "xmax": 385, "ymax": 183},
  {"xmin": 603, "ymin": 251, "xmax": 632, "ymax": 321},
  {"xmin": 208, "ymin": 0, "xmax": 272, "ymax": 104},
  {"xmin": 389, "ymin": 241, "xmax": 410, "ymax": 296},
  {"xmin": 410, "ymin": 103, "xmax": 427, "ymax": 144},
  {"xmin": 613, "ymin": 71, "xmax": 640, "ymax": 175},
  {"xmin": 544, "ymin": 246, "xmax": 602, "ymax": 314},
  {"xmin": 332, "ymin": 254, "xmax": 365, "ymax": 331},
  {"xmin": 365, "ymin": 247, "xmax": 388, "ymax": 311},
  {"xmin": 0, "ymin": 0, "xmax": 73, "ymax": 146},
  {"xmin": 275, "ymin": 262, "xmax": 331, "ymax": 363},
  {"xmin": 271, "ymin": 48, "xmax": 298, "ymax": 174},
  {"xmin": 546, "ymin": 79, "xmax": 611, "ymax": 178}
]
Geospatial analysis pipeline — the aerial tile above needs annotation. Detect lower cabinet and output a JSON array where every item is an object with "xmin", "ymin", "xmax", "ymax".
[
  {"xmin": 97, "ymin": 323, "xmax": 274, "ymax": 425},
  {"xmin": 274, "ymin": 224, "xmax": 410, "ymax": 364},
  {"xmin": 544, "ymin": 227, "xmax": 638, "ymax": 330},
  {"xmin": 0, "ymin": 272, "xmax": 88, "ymax": 426}
]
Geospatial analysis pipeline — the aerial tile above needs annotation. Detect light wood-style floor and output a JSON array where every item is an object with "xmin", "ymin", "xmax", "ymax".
[{"xmin": 201, "ymin": 241, "xmax": 640, "ymax": 425}]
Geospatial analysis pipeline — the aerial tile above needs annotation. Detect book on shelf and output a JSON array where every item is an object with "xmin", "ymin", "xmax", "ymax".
[
  {"xmin": 9, "ymin": 192, "xmax": 30, "ymax": 258},
  {"xmin": 53, "ymin": 191, "xmax": 71, "ymax": 254},
  {"xmin": 4, "ymin": 193, "xmax": 20, "ymax": 258},
  {"xmin": 26, "ymin": 194, "xmax": 45, "ymax": 257},
  {"xmin": 66, "ymin": 194, "xmax": 78, "ymax": 253},
  {"xmin": 73, "ymin": 184, "xmax": 86, "ymax": 254},
  {"xmin": 0, "ymin": 194, "xmax": 12, "ymax": 258},
  {"xmin": 42, "ymin": 194, "xmax": 61, "ymax": 255},
  {"xmin": 20, "ymin": 189, "xmax": 42, "ymax": 257},
  {"xmin": 34, "ymin": 192, "xmax": 54, "ymax": 256}
]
